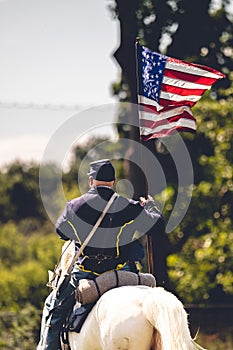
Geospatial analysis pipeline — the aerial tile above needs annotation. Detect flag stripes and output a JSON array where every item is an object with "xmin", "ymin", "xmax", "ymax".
[{"xmin": 137, "ymin": 45, "xmax": 225, "ymax": 139}]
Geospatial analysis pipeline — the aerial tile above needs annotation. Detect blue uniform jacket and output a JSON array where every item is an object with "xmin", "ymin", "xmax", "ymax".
[{"xmin": 56, "ymin": 186, "xmax": 165, "ymax": 275}]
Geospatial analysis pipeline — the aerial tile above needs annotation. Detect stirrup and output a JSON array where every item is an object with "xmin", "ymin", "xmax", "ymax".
[{"xmin": 61, "ymin": 330, "xmax": 71, "ymax": 350}]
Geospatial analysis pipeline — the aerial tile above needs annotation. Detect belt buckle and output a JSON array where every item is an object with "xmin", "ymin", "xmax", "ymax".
[{"xmin": 98, "ymin": 254, "xmax": 112, "ymax": 264}]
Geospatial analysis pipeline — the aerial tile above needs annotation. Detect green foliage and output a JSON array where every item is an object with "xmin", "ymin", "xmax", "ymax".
[
  {"xmin": 168, "ymin": 230, "xmax": 233, "ymax": 303},
  {"xmin": 195, "ymin": 330, "xmax": 233, "ymax": 350},
  {"xmin": 0, "ymin": 162, "xmax": 46, "ymax": 223},
  {"xmin": 0, "ymin": 304, "xmax": 40, "ymax": 349},
  {"xmin": 111, "ymin": 0, "xmax": 232, "ymax": 112},
  {"xmin": 164, "ymin": 80, "xmax": 233, "ymax": 304},
  {"xmin": 63, "ymin": 136, "xmax": 126, "ymax": 194},
  {"xmin": 0, "ymin": 221, "xmax": 62, "ymax": 310}
]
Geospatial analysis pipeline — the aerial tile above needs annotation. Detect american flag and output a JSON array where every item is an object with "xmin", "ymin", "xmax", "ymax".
[{"xmin": 137, "ymin": 45, "xmax": 225, "ymax": 140}]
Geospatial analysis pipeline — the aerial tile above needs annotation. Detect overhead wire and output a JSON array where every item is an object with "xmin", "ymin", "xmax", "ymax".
[{"xmin": 0, "ymin": 101, "xmax": 81, "ymax": 110}]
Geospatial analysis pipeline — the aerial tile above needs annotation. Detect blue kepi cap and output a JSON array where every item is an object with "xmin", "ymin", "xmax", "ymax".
[{"xmin": 87, "ymin": 159, "xmax": 115, "ymax": 181}]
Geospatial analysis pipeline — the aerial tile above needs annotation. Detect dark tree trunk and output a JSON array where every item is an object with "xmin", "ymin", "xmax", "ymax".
[{"xmin": 113, "ymin": 0, "xmax": 171, "ymax": 289}]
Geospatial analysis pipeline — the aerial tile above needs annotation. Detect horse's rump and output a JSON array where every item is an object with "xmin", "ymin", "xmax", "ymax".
[
  {"xmin": 68, "ymin": 286, "xmax": 206, "ymax": 350},
  {"xmin": 69, "ymin": 285, "xmax": 155, "ymax": 350}
]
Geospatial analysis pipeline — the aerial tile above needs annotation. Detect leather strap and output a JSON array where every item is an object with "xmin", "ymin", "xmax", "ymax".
[{"xmin": 58, "ymin": 192, "xmax": 118, "ymax": 288}]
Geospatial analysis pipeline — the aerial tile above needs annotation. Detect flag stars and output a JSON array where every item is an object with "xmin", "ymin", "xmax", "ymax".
[{"xmin": 140, "ymin": 46, "xmax": 166, "ymax": 103}]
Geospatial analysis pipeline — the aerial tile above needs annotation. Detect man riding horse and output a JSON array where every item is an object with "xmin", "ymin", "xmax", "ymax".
[{"xmin": 37, "ymin": 159, "xmax": 165, "ymax": 350}]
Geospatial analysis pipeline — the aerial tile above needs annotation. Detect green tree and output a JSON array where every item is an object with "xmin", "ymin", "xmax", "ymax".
[
  {"xmin": 109, "ymin": 0, "xmax": 233, "ymax": 302},
  {"xmin": 166, "ymin": 77, "xmax": 233, "ymax": 303},
  {"xmin": 0, "ymin": 221, "xmax": 62, "ymax": 310},
  {"xmin": 63, "ymin": 136, "xmax": 126, "ymax": 193},
  {"xmin": 0, "ymin": 304, "xmax": 40, "ymax": 349},
  {"xmin": 0, "ymin": 162, "xmax": 46, "ymax": 223},
  {"xmin": 111, "ymin": 0, "xmax": 232, "ymax": 184}
]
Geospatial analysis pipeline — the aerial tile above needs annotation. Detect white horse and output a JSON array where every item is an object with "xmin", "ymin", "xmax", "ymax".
[{"xmin": 67, "ymin": 285, "xmax": 205, "ymax": 350}]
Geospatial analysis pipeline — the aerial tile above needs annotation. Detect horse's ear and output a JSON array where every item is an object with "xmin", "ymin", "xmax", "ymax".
[
  {"xmin": 62, "ymin": 240, "xmax": 75, "ymax": 254},
  {"xmin": 61, "ymin": 240, "xmax": 76, "ymax": 272}
]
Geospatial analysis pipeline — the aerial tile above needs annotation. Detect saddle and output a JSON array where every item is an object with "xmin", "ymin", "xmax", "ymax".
[
  {"xmin": 57, "ymin": 241, "xmax": 156, "ymax": 346},
  {"xmin": 62, "ymin": 270, "xmax": 156, "ymax": 337}
]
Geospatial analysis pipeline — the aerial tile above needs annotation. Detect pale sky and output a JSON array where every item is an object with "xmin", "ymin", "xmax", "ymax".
[
  {"xmin": 2, "ymin": 0, "xmax": 232, "ymax": 168},
  {"xmin": 0, "ymin": 0, "xmax": 120, "ymax": 167}
]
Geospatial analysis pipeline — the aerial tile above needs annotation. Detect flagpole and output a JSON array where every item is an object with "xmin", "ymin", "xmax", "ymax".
[
  {"xmin": 135, "ymin": 37, "xmax": 154, "ymax": 276},
  {"xmin": 135, "ymin": 37, "xmax": 148, "ymax": 198}
]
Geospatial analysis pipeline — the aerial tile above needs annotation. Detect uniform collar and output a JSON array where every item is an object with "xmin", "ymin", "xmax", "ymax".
[{"xmin": 88, "ymin": 186, "xmax": 115, "ymax": 199}]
